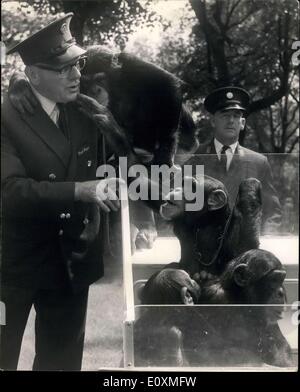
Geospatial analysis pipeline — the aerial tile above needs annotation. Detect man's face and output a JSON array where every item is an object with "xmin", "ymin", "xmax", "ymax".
[
  {"xmin": 27, "ymin": 61, "xmax": 81, "ymax": 103},
  {"xmin": 212, "ymin": 109, "xmax": 246, "ymax": 144}
]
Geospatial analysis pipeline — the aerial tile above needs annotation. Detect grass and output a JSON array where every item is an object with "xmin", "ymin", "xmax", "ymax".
[{"xmin": 18, "ymin": 257, "xmax": 124, "ymax": 371}]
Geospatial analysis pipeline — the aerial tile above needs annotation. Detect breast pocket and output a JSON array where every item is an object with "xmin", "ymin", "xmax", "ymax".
[{"xmin": 76, "ymin": 144, "xmax": 95, "ymax": 181}]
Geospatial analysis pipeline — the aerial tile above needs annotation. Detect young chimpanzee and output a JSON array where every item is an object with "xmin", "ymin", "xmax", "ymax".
[
  {"xmin": 134, "ymin": 268, "xmax": 201, "ymax": 367},
  {"xmin": 181, "ymin": 249, "xmax": 293, "ymax": 367},
  {"xmin": 80, "ymin": 45, "xmax": 198, "ymax": 166},
  {"xmin": 141, "ymin": 267, "xmax": 201, "ymax": 305},
  {"xmin": 159, "ymin": 175, "xmax": 262, "ymax": 276}
]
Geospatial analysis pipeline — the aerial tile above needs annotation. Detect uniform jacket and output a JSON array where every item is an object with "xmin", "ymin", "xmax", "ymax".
[
  {"xmin": 1, "ymin": 95, "xmax": 104, "ymax": 291},
  {"xmin": 186, "ymin": 141, "xmax": 282, "ymax": 232}
]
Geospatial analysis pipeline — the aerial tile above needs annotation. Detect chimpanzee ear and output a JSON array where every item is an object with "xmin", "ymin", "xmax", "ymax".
[
  {"xmin": 180, "ymin": 287, "xmax": 194, "ymax": 305},
  {"xmin": 207, "ymin": 189, "xmax": 227, "ymax": 211},
  {"xmin": 233, "ymin": 263, "xmax": 250, "ymax": 287}
]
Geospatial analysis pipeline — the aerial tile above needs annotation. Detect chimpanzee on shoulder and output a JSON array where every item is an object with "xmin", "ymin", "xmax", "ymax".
[
  {"xmin": 8, "ymin": 46, "xmax": 198, "ymax": 167},
  {"xmin": 80, "ymin": 45, "xmax": 198, "ymax": 166}
]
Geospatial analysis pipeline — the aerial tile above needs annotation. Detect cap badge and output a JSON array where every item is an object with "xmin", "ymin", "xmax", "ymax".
[{"xmin": 226, "ymin": 92, "xmax": 234, "ymax": 99}]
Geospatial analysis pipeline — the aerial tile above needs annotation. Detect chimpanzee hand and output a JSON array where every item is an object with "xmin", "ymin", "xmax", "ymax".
[
  {"xmin": 135, "ymin": 225, "xmax": 158, "ymax": 250},
  {"xmin": 76, "ymin": 93, "xmax": 132, "ymax": 157},
  {"xmin": 193, "ymin": 271, "xmax": 217, "ymax": 284},
  {"xmin": 8, "ymin": 71, "xmax": 39, "ymax": 115},
  {"xmin": 109, "ymin": 221, "xmax": 140, "ymax": 256}
]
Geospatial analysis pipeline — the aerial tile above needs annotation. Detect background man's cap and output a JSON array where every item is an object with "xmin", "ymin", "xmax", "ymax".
[
  {"xmin": 204, "ymin": 86, "xmax": 250, "ymax": 114},
  {"xmin": 6, "ymin": 13, "xmax": 86, "ymax": 69}
]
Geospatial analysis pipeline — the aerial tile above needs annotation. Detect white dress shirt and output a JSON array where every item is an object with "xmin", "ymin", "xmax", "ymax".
[
  {"xmin": 31, "ymin": 85, "xmax": 60, "ymax": 126},
  {"xmin": 214, "ymin": 138, "xmax": 238, "ymax": 171}
]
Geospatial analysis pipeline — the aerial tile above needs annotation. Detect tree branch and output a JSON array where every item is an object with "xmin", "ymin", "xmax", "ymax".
[
  {"xmin": 228, "ymin": 6, "xmax": 261, "ymax": 30},
  {"xmin": 226, "ymin": 0, "xmax": 242, "ymax": 27},
  {"xmin": 189, "ymin": 0, "xmax": 230, "ymax": 84},
  {"xmin": 286, "ymin": 125, "xmax": 299, "ymax": 142},
  {"xmin": 288, "ymin": 136, "xmax": 299, "ymax": 153}
]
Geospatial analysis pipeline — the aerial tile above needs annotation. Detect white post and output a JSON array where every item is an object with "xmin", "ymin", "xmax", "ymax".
[{"xmin": 119, "ymin": 166, "xmax": 135, "ymax": 368}]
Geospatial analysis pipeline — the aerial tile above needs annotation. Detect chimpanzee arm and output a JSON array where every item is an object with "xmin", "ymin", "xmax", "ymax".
[
  {"xmin": 259, "ymin": 323, "xmax": 293, "ymax": 367},
  {"xmin": 260, "ymin": 158, "xmax": 282, "ymax": 234},
  {"xmin": 154, "ymin": 132, "xmax": 178, "ymax": 167},
  {"xmin": 8, "ymin": 71, "xmax": 39, "ymax": 114},
  {"xmin": 76, "ymin": 94, "xmax": 167, "ymax": 211}
]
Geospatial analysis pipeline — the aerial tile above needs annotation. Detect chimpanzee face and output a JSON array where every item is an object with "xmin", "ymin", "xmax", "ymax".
[
  {"xmin": 80, "ymin": 73, "xmax": 109, "ymax": 107},
  {"xmin": 141, "ymin": 268, "xmax": 201, "ymax": 305},
  {"xmin": 256, "ymin": 271, "xmax": 287, "ymax": 325},
  {"xmin": 159, "ymin": 175, "xmax": 228, "ymax": 221},
  {"xmin": 88, "ymin": 82, "xmax": 109, "ymax": 107},
  {"xmin": 232, "ymin": 249, "xmax": 287, "ymax": 326},
  {"xmin": 159, "ymin": 186, "xmax": 187, "ymax": 220}
]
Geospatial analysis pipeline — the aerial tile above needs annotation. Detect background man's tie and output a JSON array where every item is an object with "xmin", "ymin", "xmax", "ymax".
[{"xmin": 220, "ymin": 145, "xmax": 230, "ymax": 172}]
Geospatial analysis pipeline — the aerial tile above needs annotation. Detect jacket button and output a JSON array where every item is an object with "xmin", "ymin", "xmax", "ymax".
[
  {"xmin": 66, "ymin": 213, "xmax": 71, "ymax": 219},
  {"xmin": 58, "ymin": 229, "xmax": 64, "ymax": 236},
  {"xmin": 49, "ymin": 173, "xmax": 56, "ymax": 181},
  {"xmin": 83, "ymin": 218, "xmax": 89, "ymax": 225},
  {"xmin": 60, "ymin": 213, "xmax": 66, "ymax": 219}
]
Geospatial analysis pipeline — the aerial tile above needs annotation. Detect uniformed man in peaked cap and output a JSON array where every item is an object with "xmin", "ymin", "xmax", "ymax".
[
  {"xmin": 1, "ymin": 13, "xmax": 121, "ymax": 370},
  {"xmin": 186, "ymin": 86, "xmax": 282, "ymax": 233}
]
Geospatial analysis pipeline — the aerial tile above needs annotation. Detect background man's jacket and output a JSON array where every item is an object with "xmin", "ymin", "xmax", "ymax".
[{"xmin": 186, "ymin": 141, "xmax": 282, "ymax": 232}]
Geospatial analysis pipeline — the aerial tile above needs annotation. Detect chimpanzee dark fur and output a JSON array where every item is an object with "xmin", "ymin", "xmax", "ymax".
[
  {"xmin": 81, "ymin": 46, "xmax": 198, "ymax": 165},
  {"xmin": 174, "ymin": 176, "xmax": 262, "ymax": 276}
]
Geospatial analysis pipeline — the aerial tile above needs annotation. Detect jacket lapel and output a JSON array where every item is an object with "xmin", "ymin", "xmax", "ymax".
[
  {"xmin": 227, "ymin": 143, "xmax": 240, "ymax": 173},
  {"xmin": 207, "ymin": 140, "xmax": 222, "ymax": 176},
  {"xmin": 64, "ymin": 103, "xmax": 88, "ymax": 180},
  {"xmin": 21, "ymin": 103, "xmax": 71, "ymax": 168}
]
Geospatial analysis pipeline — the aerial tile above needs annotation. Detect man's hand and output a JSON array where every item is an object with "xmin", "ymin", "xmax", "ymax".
[
  {"xmin": 8, "ymin": 71, "xmax": 38, "ymax": 115},
  {"xmin": 75, "ymin": 177, "xmax": 123, "ymax": 213},
  {"xmin": 76, "ymin": 93, "xmax": 132, "ymax": 158}
]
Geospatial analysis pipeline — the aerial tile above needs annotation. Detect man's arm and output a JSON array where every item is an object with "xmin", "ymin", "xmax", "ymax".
[{"xmin": 1, "ymin": 123, "xmax": 120, "ymax": 220}]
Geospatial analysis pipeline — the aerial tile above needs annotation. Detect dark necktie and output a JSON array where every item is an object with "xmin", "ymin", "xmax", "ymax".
[
  {"xmin": 57, "ymin": 104, "xmax": 69, "ymax": 140},
  {"xmin": 220, "ymin": 145, "xmax": 230, "ymax": 172}
]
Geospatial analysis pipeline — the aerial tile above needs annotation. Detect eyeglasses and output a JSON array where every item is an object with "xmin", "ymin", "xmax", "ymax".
[{"xmin": 36, "ymin": 57, "xmax": 87, "ymax": 77}]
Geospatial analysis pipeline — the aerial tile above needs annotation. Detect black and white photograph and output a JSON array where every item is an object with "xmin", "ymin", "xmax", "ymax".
[{"xmin": 0, "ymin": 0, "xmax": 299, "ymax": 374}]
